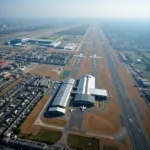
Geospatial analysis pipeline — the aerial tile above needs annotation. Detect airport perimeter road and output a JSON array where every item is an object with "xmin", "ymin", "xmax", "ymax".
[{"xmin": 99, "ymin": 28, "xmax": 150, "ymax": 150}]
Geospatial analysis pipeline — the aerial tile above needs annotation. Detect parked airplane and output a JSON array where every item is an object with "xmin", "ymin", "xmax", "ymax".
[
  {"xmin": 80, "ymin": 106, "xmax": 87, "ymax": 112},
  {"xmin": 69, "ymin": 108, "xmax": 75, "ymax": 112}
]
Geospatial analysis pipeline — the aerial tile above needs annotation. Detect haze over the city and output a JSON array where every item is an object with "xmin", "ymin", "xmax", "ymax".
[{"xmin": 0, "ymin": 0, "xmax": 150, "ymax": 19}]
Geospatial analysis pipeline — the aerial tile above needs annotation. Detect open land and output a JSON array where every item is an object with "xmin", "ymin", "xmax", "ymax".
[
  {"xmin": 56, "ymin": 25, "xmax": 89, "ymax": 35},
  {"xmin": 84, "ymin": 102, "xmax": 121, "ymax": 134},
  {"xmin": 67, "ymin": 133, "xmax": 99, "ymax": 150},
  {"xmin": 100, "ymin": 137, "xmax": 127, "ymax": 150},
  {"xmin": 41, "ymin": 117, "xmax": 67, "ymax": 127},
  {"xmin": 29, "ymin": 129, "xmax": 62, "ymax": 144},
  {"xmin": 30, "ymin": 64, "xmax": 61, "ymax": 79},
  {"xmin": 19, "ymin": 129, "xmax": 62, "ymax": 144}
]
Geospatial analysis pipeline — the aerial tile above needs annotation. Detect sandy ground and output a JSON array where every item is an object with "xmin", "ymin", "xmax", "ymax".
[
  {"xmin": 84, "ymin": 102, "xmax": 121, "ymax": 134},
  {"xmin": 99, "ymin": 137, "xmax": 128, "ymax": 150},
  {"xmin": 30, "ymin": 64, "xmax": 61, "ymax": 79},
  {"xmin": 20, "ymin": 94, "xmax": 50, "ymax": 135},
  {"xmin": 0, "ymin": 78, "xmax": 23, "ymax": 96},
  {"xmin": 89, "ymin": 101, "xmax": 104, "ymax": 111},
  {"xmin": 125, "ymin": 136, "xmax": 133, "ymax": 150},
  {"xmin": 78, "ymin": 57, "xmax": 92, "ymax": 77},
  {"xmin": 41, "ymin": 117, "xmax": 67, "ymax": 127}
]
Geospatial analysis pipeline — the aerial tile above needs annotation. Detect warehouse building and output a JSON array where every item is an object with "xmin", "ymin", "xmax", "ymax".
[
  {"xmin": 74, "ymin": 74, "xmax": 109, "ymax": 106},
  {"xmin": 49, "ymin": 41, "xmax": 61, "ymax": 48},
  {"xmin": 46, "ymin": 78, "xmax": 75, "ymax": 117},
  {"xmin": 47, "ymin": 107, "xmax": 66, "ymax": 116},
  {"xmin": 10, "ymin": 38, "xmax": 29, "ymax": 45},
  {"xmin": 55, "ymin": 41, "xmax": 68, "ymax": 49},
  {"xmin": 52, "ymin": 78, "xmax": 75, "ymax": 108},
  {"xmin": 65, "ymin": 43, "xmax": 77, "ymax": 50},
  {"xmin": 28, "ymin": 39, "xmax": 53, "ymax": 44}
]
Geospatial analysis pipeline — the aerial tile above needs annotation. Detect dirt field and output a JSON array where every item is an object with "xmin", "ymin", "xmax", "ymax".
[
  {"xmin": 89, "ymin": 101, "xmax": 104, "ymax": 111},
  {"xmin": 78, "ymin": 57, "xmax": 92, "ymax": 77},
  {"xmin": 41, "ymin": 117, "xmax": 67, "ymax": 127},
  {"xmin": 20, "ymin": 94, "xmax": 50, "ymax": 135},
  {"xmin": 0, "ymin": 78, "xmax": 23, "ymax": 96},
  {"xmin": 100, "ymin": 137, "xmax": 128, "ymax": 150},
  {"xmin": 125, "ymin": 136, "xmax": 133, "ymax": 150},
  {"xmin": 84, "ymin": 102, "xmax": 121, "ymax": 134},
  {"xmin": 30, "ymin": 64, "xmax": 61, "ymax": 79}
]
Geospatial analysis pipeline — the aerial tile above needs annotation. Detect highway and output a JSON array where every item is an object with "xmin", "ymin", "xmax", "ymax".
[{"xmin": 99, "ymin": 28, "xmax": 150, "ymax": 150}]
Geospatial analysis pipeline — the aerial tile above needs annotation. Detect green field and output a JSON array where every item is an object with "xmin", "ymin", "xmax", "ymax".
[
  {"xmin": 102, "ymin": 146, "xmax": 119, "ymax": 150},
  {"xmin": 57, "ymin": 25, "xmax": 89, "ymax": 35},
  {"xmin": 67, "ymin": 134, "xmax": 99, "ymax": 150},
  {"xmin": 60, "ymin": 70, "xmax": 70, "ymax": 79},
  {"xmin": 26, "ymin": 129, "xmax": 62, "ymax": 144}
]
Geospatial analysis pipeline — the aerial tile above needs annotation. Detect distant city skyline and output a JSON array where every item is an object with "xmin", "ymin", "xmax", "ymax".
[{"xmin": 0, "ymin": 0, "xmax": 150, "ymax": 19}]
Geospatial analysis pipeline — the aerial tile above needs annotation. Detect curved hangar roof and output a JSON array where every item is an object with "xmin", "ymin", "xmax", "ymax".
[{"xmin": 52, "ymin": 78, "xmax": 75, "ymax": 108}]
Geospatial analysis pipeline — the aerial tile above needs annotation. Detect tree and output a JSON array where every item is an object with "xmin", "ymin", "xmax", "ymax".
[{"xmin": 13, "ymin": 127, "xmax": 21, "ymax": 135}]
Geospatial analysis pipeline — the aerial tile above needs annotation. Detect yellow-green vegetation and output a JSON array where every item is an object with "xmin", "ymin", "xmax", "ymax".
[
  {"xmin": 67, "ymin": 134, "xmax": 99, "ymax": 150},
  {"xmin": 29, "ymin": 129, "xmax": 62, "ymax": 144},
  {"xmin": 19, "ymin": 129, "xmax": 62, "ymax": 144},
  {"xmin": 60, "ymin": 70, "xmax": 70, "ymax": 79}
]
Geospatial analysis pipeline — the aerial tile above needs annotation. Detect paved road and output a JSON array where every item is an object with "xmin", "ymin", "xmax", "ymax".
[
  {"xmin": 66, "ymin": 108, "xmax": 85, "ymax": 130},
  {"xmin": 99, "ymin": 28, "xmax": 150, "ymax": 150}
]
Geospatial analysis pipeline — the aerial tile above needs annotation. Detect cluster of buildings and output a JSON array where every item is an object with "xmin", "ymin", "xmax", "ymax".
[
  {"xmin": 7, "ymin": 38, "xmax": 77, "ymax": 50},
  {"xmin": 11, "ymin": 51, "xmax": 73, "ymax": 66},
  {"xmin": 118, "ymin": 52, "xmax": 150, "ymax": 88},
  {"xmin": 0, "ymin": 75, "xmax": 50, "ymax": 136},
  {"xmin": 104, "ymin": 30, "xmax": 150, "ymax": 50},
  {"xmin": 45, "ymin": 74, "xmax": 110, "ymax": 117}
]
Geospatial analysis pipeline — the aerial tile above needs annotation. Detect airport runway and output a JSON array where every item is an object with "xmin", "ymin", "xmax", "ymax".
[
  {"xmin": 92, "ymin": 40, "xmax": 100, "ymax": 88},
  {"xmin": 99, "ymin": 29, "xmax": 150, "ymax": 150},
  {"xmin": 69, "ymin": 43, "xmax": 87, "ymax": 79}
]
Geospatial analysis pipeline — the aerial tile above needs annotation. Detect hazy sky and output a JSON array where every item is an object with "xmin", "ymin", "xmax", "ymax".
[{"xmin": 0, "ymin": 0, "xmax": 150, "ymax": 19}]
